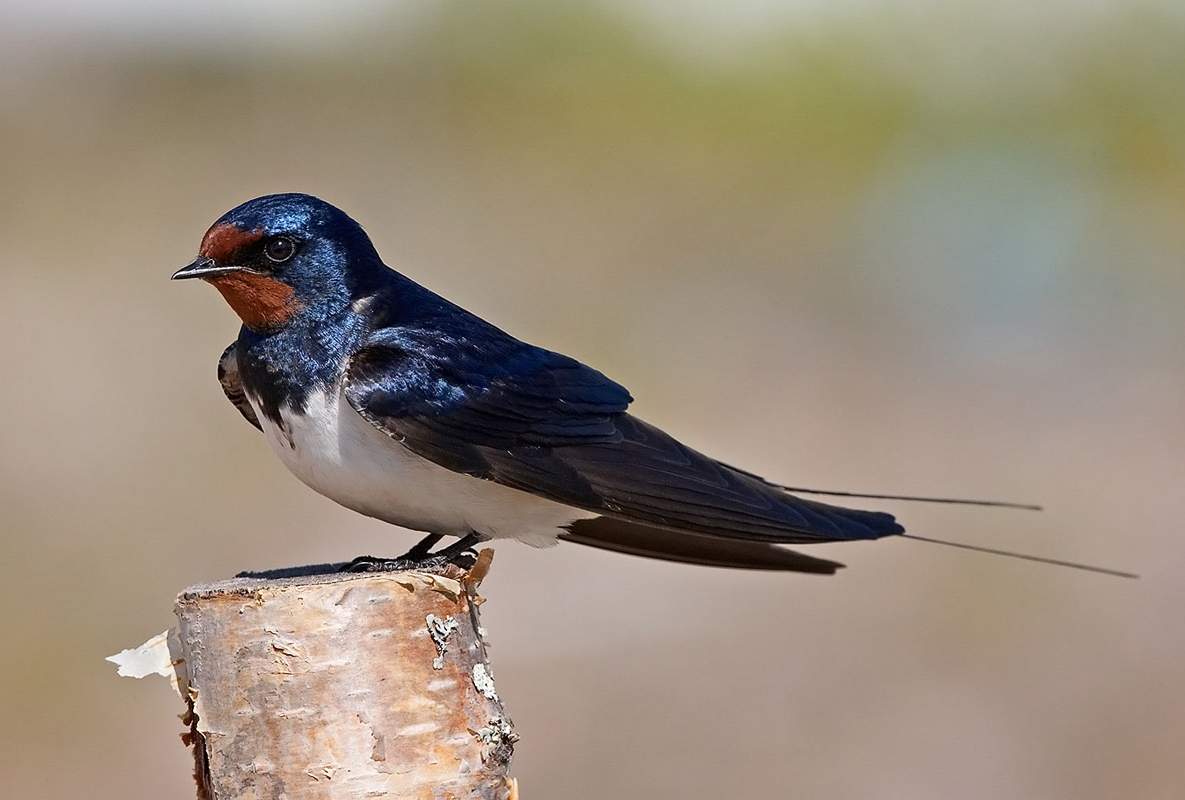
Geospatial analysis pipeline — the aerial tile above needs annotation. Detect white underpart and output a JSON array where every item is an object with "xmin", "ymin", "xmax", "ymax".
[{"xmin": 245, "ymin": 384, "xmax": 596, "ymax": 547}]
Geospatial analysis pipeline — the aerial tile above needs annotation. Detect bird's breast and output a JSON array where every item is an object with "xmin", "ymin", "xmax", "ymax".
[{"xmin": 244, "ymin": 383, "xmax": 595, "ymax": 545}]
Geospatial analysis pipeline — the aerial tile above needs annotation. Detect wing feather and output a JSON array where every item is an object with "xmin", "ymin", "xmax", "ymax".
[{"xmin": 343, "ymin": 327, "xmax": 903, "ymax": 546}]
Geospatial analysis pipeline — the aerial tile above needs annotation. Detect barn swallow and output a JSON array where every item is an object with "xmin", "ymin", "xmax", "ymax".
[{"xmin": 173, "ymin": 193, "xmax": 1134, "ymax": 577}]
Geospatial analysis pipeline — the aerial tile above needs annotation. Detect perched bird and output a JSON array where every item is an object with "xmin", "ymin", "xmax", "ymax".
[{"xmin": 173, "ymin": 193, "xmax": 1131, "ymax": 577}]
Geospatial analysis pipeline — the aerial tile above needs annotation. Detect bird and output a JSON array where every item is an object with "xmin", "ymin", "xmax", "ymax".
[{"xmin": 173, "ymin": 193, "xmax": 1133, "ymax": 577}]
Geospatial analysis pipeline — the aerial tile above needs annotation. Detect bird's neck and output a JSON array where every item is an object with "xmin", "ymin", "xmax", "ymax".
[
  {"xmin": 234, "ymin": 272, "xmax": 446, "ymax": 427},
  {"xmin": 235, "ymin": 305, "xmax": 369, "ymax": 428}
]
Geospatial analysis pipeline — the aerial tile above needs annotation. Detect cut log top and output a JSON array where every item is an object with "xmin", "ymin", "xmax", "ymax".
[
  {"xmin": 177, "ymin": 560, "xmax": 476, "ymax": 602},
  {"xmin": 154, "ymin": 553, "xmax": 517, "ymax": 800}
]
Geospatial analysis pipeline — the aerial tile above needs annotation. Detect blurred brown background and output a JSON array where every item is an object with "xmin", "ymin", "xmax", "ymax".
[{"xmin": 1, "ymin": 2, "xmax": 1182, "ymax": 798}]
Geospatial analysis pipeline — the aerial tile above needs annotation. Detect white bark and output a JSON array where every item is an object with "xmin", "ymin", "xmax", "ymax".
[{"xmin": 164, "ymin": 555, "xmax": 516, "ymax": 799}]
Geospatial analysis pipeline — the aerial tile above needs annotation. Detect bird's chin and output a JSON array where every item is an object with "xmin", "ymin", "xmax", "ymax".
[{"xmin": 205, "ymin": 271, "xmax": 303, "ymax": 331}]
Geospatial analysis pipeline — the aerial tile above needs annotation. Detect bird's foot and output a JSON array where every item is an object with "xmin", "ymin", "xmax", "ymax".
[
  {"xmin": 341, "ymin": 554, "xmax": 420, "ymax": 573},
  {"xmin": 340, "ymin": 534, "xmax": 481, "ymax": 574}
]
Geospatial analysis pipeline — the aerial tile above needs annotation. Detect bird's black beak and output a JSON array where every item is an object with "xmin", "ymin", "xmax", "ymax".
[{"xmin": 171, "ymin": 257, "xmax": 244, "ymax": 281}]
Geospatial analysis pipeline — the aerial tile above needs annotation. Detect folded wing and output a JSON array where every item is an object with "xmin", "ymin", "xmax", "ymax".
[
  {"xmin": 218, "ymin": 342, "xmax": 261, "ymax": 431},
  {"xmin": 343, "ymin": 325, "xmax": 903, "ymax": 554}
]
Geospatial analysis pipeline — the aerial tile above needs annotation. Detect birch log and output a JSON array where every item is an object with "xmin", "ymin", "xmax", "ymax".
[{"xmin": 171, "ymin": 553, "xmax": 517, "ymax": 800}]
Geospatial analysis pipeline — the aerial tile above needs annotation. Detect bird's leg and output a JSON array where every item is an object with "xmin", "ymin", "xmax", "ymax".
[
  {"xmin": 341, "ymin": 533, "xmax": 480, "ymax": 573},
  {"xmin": 403, "ymin": 534, "xmax": 446, "ymax": 561}
]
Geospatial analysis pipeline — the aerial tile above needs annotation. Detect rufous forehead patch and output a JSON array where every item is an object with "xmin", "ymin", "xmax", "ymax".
[{"xmin": 199, "ymin": 223, "xmax": 265, "ymax": 264}]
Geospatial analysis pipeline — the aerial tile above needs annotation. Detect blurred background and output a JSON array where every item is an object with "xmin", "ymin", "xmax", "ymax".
[{"xmin": 1, "ymin": 1, "xmax": 1182, "ymax": 797}]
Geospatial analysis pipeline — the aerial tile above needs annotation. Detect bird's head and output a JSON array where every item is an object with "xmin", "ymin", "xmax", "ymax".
[{"xmin": 173, "ymin": 193, "xmax": 383, "ymax": 331}]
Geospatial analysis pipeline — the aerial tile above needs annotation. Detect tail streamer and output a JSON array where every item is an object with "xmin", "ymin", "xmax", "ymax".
[{"xmin": 901, "ymin": 534, "xmax": 1137, "ymax": 579}]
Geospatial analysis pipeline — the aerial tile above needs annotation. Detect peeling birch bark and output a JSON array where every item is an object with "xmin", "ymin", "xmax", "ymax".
[{"xmin": 162, "ymin": 553, "xmax": 516, "ymax": 800}]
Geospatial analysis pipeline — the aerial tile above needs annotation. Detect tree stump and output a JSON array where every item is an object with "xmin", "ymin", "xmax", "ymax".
[{"xmin": 146, "ymin": 553, "xmax": 516, "ymax": 799}]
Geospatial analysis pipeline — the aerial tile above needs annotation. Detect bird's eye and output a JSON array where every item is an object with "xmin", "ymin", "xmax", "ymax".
[{"xmin": 263, "ymin": 237, "xmax": 296, "ymax": 264}]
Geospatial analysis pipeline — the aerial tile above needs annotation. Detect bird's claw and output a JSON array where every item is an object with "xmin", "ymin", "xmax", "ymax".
[
  {"xmin": 340, "ymin": 549, "xmax": 478, "ymax": 574},
  {"xmin": 340, "ymin": 555, "xmax": 413, "ymax": 573}
]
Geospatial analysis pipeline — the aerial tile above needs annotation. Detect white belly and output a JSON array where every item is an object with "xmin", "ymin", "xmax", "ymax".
[{"xmin": 245, "ymin": 385, "xmax": 595, "ymax": 547}]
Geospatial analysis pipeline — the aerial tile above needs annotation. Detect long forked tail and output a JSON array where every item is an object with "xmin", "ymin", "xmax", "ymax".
[
  {"xmin": 760, "ymin": 473, "xmax": 1134, "ymax": 577},
  {"xmin": 901, "ymin": 534, "xmax": 1138, "ymax": 578},
  {"xmin": 785, "ymin": 481, "xmax": 1135, "ymax": 577}
]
